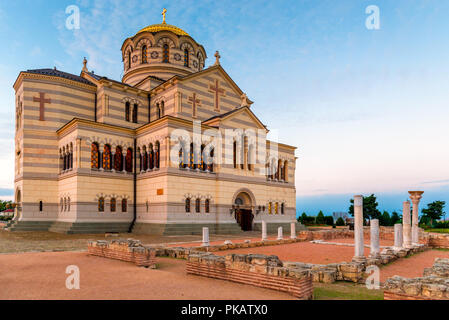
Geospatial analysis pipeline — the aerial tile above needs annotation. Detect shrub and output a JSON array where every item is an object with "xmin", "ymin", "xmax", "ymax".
[
  {"xmin": 324, "ymin": 216, "xmax": 334, "ymax": 226},
  {"xmin": 336, "ymin": 217, "xmax": 345, "ymax": 226}
]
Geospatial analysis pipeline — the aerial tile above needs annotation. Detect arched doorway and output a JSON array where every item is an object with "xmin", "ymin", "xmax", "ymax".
[{"xmin": 233, "ymin": 191, "xmax": 254, "ymax": 231}]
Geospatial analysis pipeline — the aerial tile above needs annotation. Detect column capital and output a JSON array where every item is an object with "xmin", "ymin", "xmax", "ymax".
[{"xmin": 408, "ymin": 191, "xmax": 424, "ymax": 203}]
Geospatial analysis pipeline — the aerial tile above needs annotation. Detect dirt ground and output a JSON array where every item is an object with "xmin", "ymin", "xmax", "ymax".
[
  {"xmin": 0, "ymin": 251, "xmax": 295, "ymax": 300},
  {"xmin": 0, "ymin": 229, "xmax": 265, "ymax": 254}
]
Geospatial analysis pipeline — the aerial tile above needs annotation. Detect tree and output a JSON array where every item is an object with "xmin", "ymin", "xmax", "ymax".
[
  {"xmin": 316, "ymin": 211, "xmax": 325, "ymax": 225},
  {"xmin": 0, "ymin": 200, "xmax": 12, "ymax": 212},
  {"xmin": 379, "ymin": 211, "xmax": 391, "ymax": 226},
  {"xmin": 422, "ymin": 201, "xmax": 446, "ymax": 227},
  {"xmin": 336, "ymin": 217, "xmax": 345, "ymax": 226},
  {"xmin": 324, "ymin": 216, "xmax": 334, "ymax": 226},
  {"xmin": 348, "ymin": 194, "xmax": 381, "ymax": 221},
  {"xmin": 298, "ymin": 212, "xmax": 307, "ymax": 224},
  {"xmin": 390, "ymin": 211, "xmax": 400, "ymax": 225}
]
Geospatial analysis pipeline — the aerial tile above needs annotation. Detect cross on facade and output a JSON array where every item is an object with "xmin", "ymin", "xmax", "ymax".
[
  {"xmin": 188, "ymin": 93, "xmax": 200, "ymax": 118},
  {"xmin": 33, "ymin": 92, "xmax": 51, "ymax": 121},
  {"xmin": 208, "ymin": 79, "xmax": 225, "ymax": 112}
]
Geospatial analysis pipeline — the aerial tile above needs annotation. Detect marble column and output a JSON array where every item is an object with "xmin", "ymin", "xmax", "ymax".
[
  {"xmin": 353, "ymin": 195, "xmax": 365, "ymax": 260},
  {"xmin": 277, "ymin": 227, "xmax": 283, "ymax": 240},
  {"xmin": 409, "ymin": 191, "xmax": 424, "ymax": 246},
  {"xmin": 370, "ymin": 219, "xmax": 380, "ymax": 258},
  {"xmin": 402, "ymin": 201, "xmax": 412, "ymax": 248},
  {"xmin": 394, "ymin": 223, "xmax": 403, "ymax": 250},
  {"xmin": 202, "ymin": 227, "xmax": 210, "ymax": 247},
  {"xmin": 290, "ymin": 222, "xmax": 297, "ymax": 239},
  {"xmin": 262, "ymin": 221, "xmax": 267, "ymax": 241}
]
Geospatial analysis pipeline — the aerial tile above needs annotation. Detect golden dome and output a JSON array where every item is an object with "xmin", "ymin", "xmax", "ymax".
[{"xmin": 136, "ymin": 22, "xmax": 190, "ymax": 37}]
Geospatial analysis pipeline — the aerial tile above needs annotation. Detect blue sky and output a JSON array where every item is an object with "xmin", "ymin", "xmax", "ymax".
[{"xmin": 1, "ymin": 0, "xmax": 449, "ymax": 216}]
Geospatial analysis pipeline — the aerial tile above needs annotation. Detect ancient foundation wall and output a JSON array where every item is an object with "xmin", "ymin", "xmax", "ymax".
[
  {"xmin": 383, "ymin": 258, "xmax": 449, "ymax": 300},
  {"xmin": 87, "ymin": 239, "xmax": 156, "ymax": 268},
  {"xmin": 186, "ymin": 253, "xmax": 314, "ymax": 300}
]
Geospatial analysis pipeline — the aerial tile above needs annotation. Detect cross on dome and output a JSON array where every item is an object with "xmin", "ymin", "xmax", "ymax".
[
  {"xmin": 162, "ymin": 8, "xmax": 167, "ymax": 24},
  {"xmin": 214, "ymin": 51, "xmax": 221, "ymax": 66}
]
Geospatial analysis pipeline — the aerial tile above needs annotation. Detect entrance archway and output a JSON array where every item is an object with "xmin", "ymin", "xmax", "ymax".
[{"xmin": 232, "ymin": 190, "xmax": 255, "ymax": 231}]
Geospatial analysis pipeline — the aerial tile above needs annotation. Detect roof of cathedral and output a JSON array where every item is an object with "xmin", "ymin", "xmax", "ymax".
[
  {"xmin": 25, "ymin": 68, "xmax": 94, "ymax": 86},
  {"xmin": 136, "ymin": 22, "xmax": 190, "ymax": 37},
  {"xmin": 204, "ymin": 106, "xmax": 267, "ymax": 129}
]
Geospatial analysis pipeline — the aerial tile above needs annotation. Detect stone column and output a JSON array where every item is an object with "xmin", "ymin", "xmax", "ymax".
[
  {"xmin": 409, "ymin": 191, "xmax": 424, "ymax": 246},
  {"xmin": 277, "ymin": 227, "xmax": 283, "ymax": 240},
  {"xmin": 402, "ymin": 201, "xmax": 412, "ymax": 248},
  {"xmin": 394, "ymin": 223, "xmax": 403, "ymax": 250},
  {"xmin": 290, "ymin": 222, "xmax": 297, "ymax": 239},
  {"xmin": 353, "ymin": 195, "xmax": 365, "ymax": 261},
  {"xmin": 262, "ymin": 221, "xmax": 267, "ymax": 241},
  {"xmin": 370, "ymin": 219, "xmax": 380, "ymax": 258},
  {"xmin": 202, "ymin": 227, "xmax": 209, "ymax": 247}
]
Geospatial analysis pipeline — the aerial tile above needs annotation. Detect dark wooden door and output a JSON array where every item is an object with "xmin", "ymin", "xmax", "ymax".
[{"xmin": 236, "ymin": 209, "xmax": 253, "ymax": 231}]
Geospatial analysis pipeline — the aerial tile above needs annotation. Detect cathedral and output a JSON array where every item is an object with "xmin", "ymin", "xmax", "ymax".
[{"xmin": 10, "ymin": 11, "xmax": 300, "ymax": 234}]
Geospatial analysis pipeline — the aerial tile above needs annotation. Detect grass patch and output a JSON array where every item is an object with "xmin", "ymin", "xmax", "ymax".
[
  {"xmin": 424, "ymin": 229, "xmax": 449, "ymax": 234},
  {"xmin": 314, "ymin": 282, "xmax": 384, "ymax": 300}
]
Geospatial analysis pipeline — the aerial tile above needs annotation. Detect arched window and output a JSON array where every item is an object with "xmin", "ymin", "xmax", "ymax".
[
  {"xmin": 200, "ymin": 145, "xmax": 205, "ymax": 171},
  {"xmin": 189, "ymin": 143, "xmax": 195, "ymax": 170},
  {"xmin": 184, "ymin": 49, "xmax": 189, "ymax": 67},
  {"xmin": 275, "ymin": 202, "xmax": 279, "ymax": 215},
  {"xmin": 179, "ymin": 146, "xmax": 185, "ymax": 169},
  {"xmin": 233, "ymin": 141, "xmax": 237, "ymax": 169},
  {"xmin": 121, "ymin": 199, "xmax": 127, "ymax": 212},
  {"xmin": 185, "ymin": 198, "xmax": 191, "ymax": 213},
  {"xmin": 142, "ymin": 45, "xmax": 147, "ymax": 63},
  {"xmin": 163, "ymin": 44, "xmax": 169, "ymax": 63},
  {"xmin": 91, "ymin": 143, "xmax": 99, "ymax": 169},
  {"xmin": 125, "ymin": 148, "xmax": 133, "ymax": 173},
  {"xmin": 142, "ymin": 146, "xmax": 148, "ymax": 171},
  {"xmin": 132, "ymin": 104, "xmax": 138, "ymax": 123},
  {"xmin": 64, "ymin": 198, "xmax": 67, "ymax": 211},
  {"xmin": 128, "ymin": 51, "xmax": 131, "ymax": 69},
  {"xmin": 146, "ymin": 201, "xmax": 149, "ymax": 212},
  {"xmin": 195, "ymin": 198, "xmax": 201, "ymax": 213},
  {"xmin": 268, "ymin": 202, "xmax": 272, "ymax": 214},
  {"xmin": 155, "ymin": 141, "xmax": 160, "ymax": 169},
  {"xmin": 204, "ymin": 146, "xmax": 214, "ymax": 172},
  {"xmin": 102, "ymin": 145, "xmax": 112, "ymax": 170},
  {"xmin": 125, "ymin": 102, "xmax": 130, "ymax": 122},
  {"xmin": 98, "ymin": 197, "xmax": 105, "ymax": 212},
  {"xmin": 147, "ymin": 144, "xmax": 153, "ymax": 170},
  {"xmin": 248, "ymin": 145, "xmax": 254, "ymax": 171},
  {"xmin": 110, "ymin": 198, "xmax": 116, "ymax": 212},
  {"xmin": 205, "ymin": 199, "xmax": 210, "ymax": 213},
  {"xmin": 68, "ymin": 198, "xmax": 71, "ymax": 212},
  {"xmin": 60, "ymin": 198, "xmax": 63, "ymax": 212},
  {"xmin": 39, "ymin": 201, "xmax": 43, "ymax": 212},
  {"xmin": 281, "ymin": 203, "xmax": 285, "ymax": 215},
  {"xmin": 284, "ymin": 160, "xmax": 288, "ymax": 182},
  {"xmin": 158, "ymin": 101, "xmax": 164, "ymax": 119},
  {"xmin": 277, "ymin": 160, "xmax": 282, "ymax": 181},
  {"xmin": 114, "ymin": 146, "xmax": 123, "ymax": 171}
]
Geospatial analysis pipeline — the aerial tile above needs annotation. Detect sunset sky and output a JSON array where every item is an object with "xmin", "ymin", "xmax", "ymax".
[{"xmin": 1, "ymin": 0, "xmax": 448, "ymax": 216}]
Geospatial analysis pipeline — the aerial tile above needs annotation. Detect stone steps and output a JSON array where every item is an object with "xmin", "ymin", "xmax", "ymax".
[
  {"xmin": 132, "ymin": 223, "xmax": 244, "ymax": 236},
  {"xmin": 49, "ymin": 222, "xmax": 131, "ymax": 234},
  {"xmin": 7, "ymin": 220, "xmax": 54, "ymax": 232}
]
